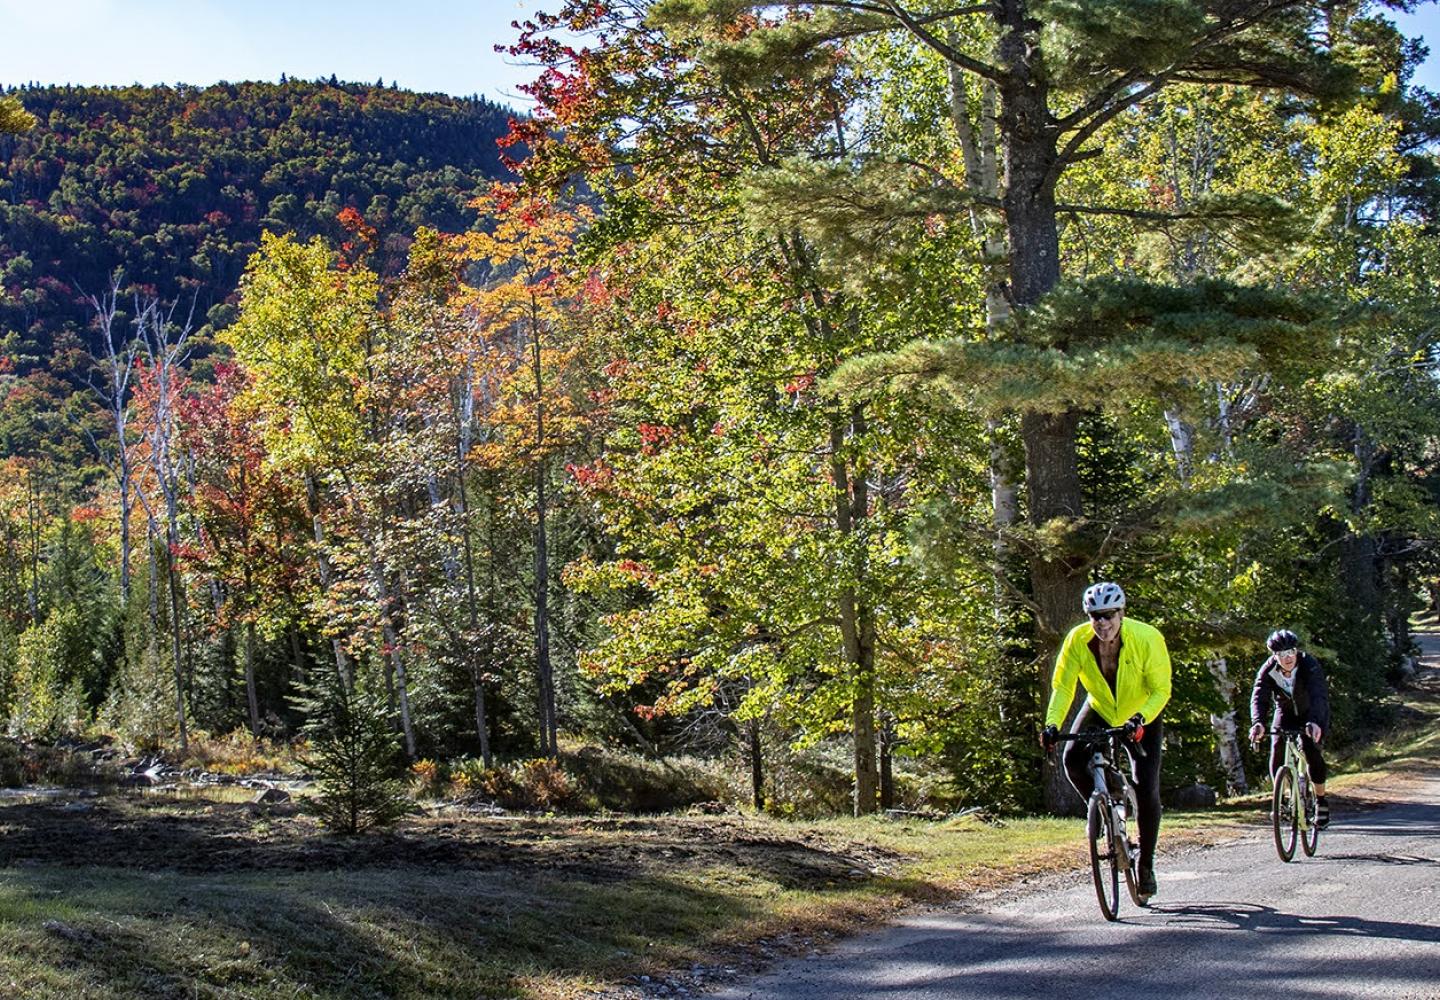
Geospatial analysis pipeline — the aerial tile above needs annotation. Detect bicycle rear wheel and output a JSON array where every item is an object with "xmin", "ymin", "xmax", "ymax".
[
  {"xmin": 1272, "ymin": 766, "xmax": 1298, "ymax": 862},
  {"xmin": 1301, "ymin": 778, "xmax": 1320, "ymax": 857},
  {"xmin": 1088, "ymin": 794, "xmax": 1121, "ymax": 921}
]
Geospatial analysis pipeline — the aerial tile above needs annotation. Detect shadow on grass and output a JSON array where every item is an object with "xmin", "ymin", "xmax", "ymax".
[
  {"xmin": 0, "ymin": 859, "xmax": 921, "ymax": 1000},
  {"xmin": 0, "ymin": 796, "xmax": 899, "ymax": 886},
  {"xmin": 0, "ymin": 797, "xmax": 933, "ymax": 998}
]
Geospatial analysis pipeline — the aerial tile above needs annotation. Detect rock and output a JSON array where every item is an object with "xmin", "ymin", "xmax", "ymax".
[
  {"xmin": 42, "ymin": 920, "xmax": 92, "ymax": 944},
  {"xmin": 1171, "ymin": 782, "xmax": 1218, "ymax": 808},
  {"xmin": 254, "ymin": 787, "xmax": 291, "ymax": 804}
]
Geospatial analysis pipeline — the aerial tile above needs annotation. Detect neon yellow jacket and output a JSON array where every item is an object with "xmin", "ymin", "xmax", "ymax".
[{"xmin": 1045, "ymin": 617, "xmax": 1172, "ymax": 728}]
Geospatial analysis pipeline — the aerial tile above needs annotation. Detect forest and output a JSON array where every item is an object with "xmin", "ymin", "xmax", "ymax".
[{"xmin": 2, "ymin": 1, "xmax": 1439, "ymax": 824}]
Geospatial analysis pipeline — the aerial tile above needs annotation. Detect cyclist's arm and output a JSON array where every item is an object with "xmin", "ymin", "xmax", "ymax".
[
  {"xmin": 1044, "ymin": 628, "xmax": 1085, "ymax": 728},
  {"xmin": 1304, "ymin": 656, "xmax": 1331, "ymax": 734},
  {"xmin": 1135, "ymin": 628, "xmax": 1171, "ymax": 723},
  {"xmin": 1249, "ymin": 662, "xmax": 1273, "ymax": 727}
]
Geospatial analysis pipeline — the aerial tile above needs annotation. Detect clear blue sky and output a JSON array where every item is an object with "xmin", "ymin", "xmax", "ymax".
[
  {"xmin": 0, "ymin": 0, "xmax": 552, "ymax": 108},
  {"xmin": 2, "ymin": 1, "xmax": 1438, "ymax": 102}
]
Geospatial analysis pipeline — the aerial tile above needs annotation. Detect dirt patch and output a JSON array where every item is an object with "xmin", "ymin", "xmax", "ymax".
[{"xmin": 0, "ymin": 795, "xmax": 907, "ymax": 885}]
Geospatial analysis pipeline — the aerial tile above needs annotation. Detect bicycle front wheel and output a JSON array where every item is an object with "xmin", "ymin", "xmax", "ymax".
[
  {"xmin": 1088, "ymin": 794, "xmax": 1121, "ymax": 921},
  {"xmin": 1272, "ymin": 766, "xmax": 1298, "ymax": 862},
  {"xmin": 1121, "ymin": 786, "xmax": 1145, "ymax": 906},
  {"xmin": 1301, "ymin": 779, "xmax": 1320, "ymax": 857}
]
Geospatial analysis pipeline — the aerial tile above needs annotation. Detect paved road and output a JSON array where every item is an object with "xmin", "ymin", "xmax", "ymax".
[
  {"xmin": 712, "ymin": 778, "xmax": 1440, "ymax": 999},
  {"xmin": 711, "ymin": 641, "xmax": 1440, "ymax": 1000}
]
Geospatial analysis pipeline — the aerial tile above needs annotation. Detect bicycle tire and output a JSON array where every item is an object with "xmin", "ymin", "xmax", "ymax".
[
  {"xmin": 1301, "ymin": 779, "xmax": 1320, "ymax": 857},
  {"xmin": 1121, "ymin": 785, "xmax": 1145, "ymax": 906},
  {"xmin": 1088, "ymin": 794, "xmax": 1121, "ymax": 921},
  {"xmin": 1272, "ymin": 766, "xmax": 1298, "ymax": 862}
]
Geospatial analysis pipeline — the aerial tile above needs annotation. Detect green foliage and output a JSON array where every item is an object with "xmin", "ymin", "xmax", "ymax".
[
  {"xmin": 6, "ymin": 609, "xmax": 89, "ymax": 739},
  {"xmin": 300, "ymin": 677, "xmax": 411, "ymax": 834},
  {"xmin": 101, "ymin": 576, "xmax": 180, "ymax": 751}
]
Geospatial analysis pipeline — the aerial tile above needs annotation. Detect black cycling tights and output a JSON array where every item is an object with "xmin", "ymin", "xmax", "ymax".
[{"xmin": 1062, "ymin": 704, "xmax": 1164, "ymax": 871}]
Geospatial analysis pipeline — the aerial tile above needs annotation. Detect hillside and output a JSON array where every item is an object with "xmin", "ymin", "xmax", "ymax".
[{"xmin": 0, "ymin": 79, "xmax": 514, "ymax": 463}]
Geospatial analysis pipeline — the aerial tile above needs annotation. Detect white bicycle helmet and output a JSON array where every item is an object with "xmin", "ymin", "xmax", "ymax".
[{"xmin": 1082, "ymin": 582, "xmax": 1126, "ymax": 613}]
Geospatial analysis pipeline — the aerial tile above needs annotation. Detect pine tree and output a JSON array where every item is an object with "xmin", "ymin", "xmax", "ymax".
[{"xmin": 299, "ymin": 675, "xmax": 411, "ymax": 834}]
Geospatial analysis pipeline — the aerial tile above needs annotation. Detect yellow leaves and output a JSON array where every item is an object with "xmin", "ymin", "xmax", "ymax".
[
  {"xmin": 1305, "ymin": 105, "xmax": 1404, "ymax": 205},
  {"xmin": 222, "ymin": 233, "xmax": 381, "ymax": 470}
]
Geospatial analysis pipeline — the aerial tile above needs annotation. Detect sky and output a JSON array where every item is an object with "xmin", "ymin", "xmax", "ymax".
[
  {"xmin": 1, "ymin": 1, "xmax": 1439, "ymax": 104},
  {"xmin": 0, "ymin": 0, "xmax": 554, "ymax": 108}
]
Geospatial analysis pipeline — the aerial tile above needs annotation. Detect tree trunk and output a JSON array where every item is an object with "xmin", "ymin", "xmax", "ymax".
[
  {"xmin": 244, "ymin": 621, "xmax": 261, "ymax": 737},
  {"xmin": 997, "ymin": 25, "xmax": 1086, "ymax": 811},
  {"xmin": 831, "ymin": 408, "xmax": 878, "ymax": 816},
  {"xmin": 1164, "ymin": 409, "xmax": 1195, "ymax": 486},
  {"xmin": 118, "ymin": 458, "xmax": 132, "ymax": 605},
  {"xmin": 531, "ymin": 295, "xmax": 558, "ymax": 759},
  {"xmin": 457, "ymin": 445, "xmax": 492, "ymax": 767},
  {"xmin": 368, "ymin": 555, "xmax": 416, "ymax": 759},
  {"xmin": 164, "ymin": 519, "xmax": 189, "ymax": 754},
  {"xmin": 1341, "ymin": 430, "xmax": 1381, "ymax": 623},
  {"xmin": 879, "ymin": 714, "xmax": 895, "ymax": 811},
  {"xmin": 304, "ymin": 472, "xmax": 352, "ymax": 691},
  {"xmin": 534, "ymin": 458, "xmax": 557, "ymax": 757},
  {"xmin": 1207, "ymin": 656, "xmax": 1248, "ymax": 795},
  {"xmin": 747, "ymin": 717, "xmax": 764, "ymax": 811}
]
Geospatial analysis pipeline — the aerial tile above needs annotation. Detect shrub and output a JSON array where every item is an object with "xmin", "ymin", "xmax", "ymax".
[
  {"xmin": 410, "ymin": 758, "xmax": 445, "ymax": 797},
  {"xmin": 8, "ymin": 610, "xmax": 90, "ymax": 740},
  {"xmin": 440, "ymin": 748, "xmax": 731, "ymax": 814},
  {"xmin": 179, "ymin": 729, "xmax": 297, "ymax": 775},
  {"xmin": 100, "ymin": 639, "xmax": 177, "ymax": 752}
]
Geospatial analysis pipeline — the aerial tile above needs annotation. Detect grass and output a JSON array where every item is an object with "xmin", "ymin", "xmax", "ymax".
[{"xmin": 1, "ymin": 643, "xmax": 1436, "ymax": 999}]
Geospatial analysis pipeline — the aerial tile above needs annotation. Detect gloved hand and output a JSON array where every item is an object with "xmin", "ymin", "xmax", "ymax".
[
  {"xmin": 1041, "ymin": 724, "xmax": 1059, "ymax": 752},
  {"xmin": 1124, "ymin": 713, "xmax": 1146, "ymax": 743}
]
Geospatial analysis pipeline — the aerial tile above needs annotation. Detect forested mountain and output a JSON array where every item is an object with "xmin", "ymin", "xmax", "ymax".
[{"xmin": 0, "ymin": 79, "xmax": 513, "ymax": 461}]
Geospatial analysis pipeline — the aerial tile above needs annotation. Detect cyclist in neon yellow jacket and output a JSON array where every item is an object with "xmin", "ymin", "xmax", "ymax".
[{"xmin": 1040, "ymin": 582, "xmax": 1172, "ymax": 900}]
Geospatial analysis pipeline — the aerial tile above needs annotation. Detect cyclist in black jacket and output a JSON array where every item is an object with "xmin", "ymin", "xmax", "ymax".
[{"xmin": 1248, "ymin": 629, "xmax": 1331, "ymax": 828}]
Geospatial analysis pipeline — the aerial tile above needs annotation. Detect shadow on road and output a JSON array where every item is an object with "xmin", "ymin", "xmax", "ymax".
[
  {"xmin": 1324, "ymin": 800, "xmax": 1440, "ymax": 842},
  {"xmin": 1147, "ymin": 901, "xmax": 1440, "ymax": 944}
]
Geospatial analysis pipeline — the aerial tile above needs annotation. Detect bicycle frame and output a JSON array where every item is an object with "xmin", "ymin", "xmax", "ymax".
[
  {"xmin": 1053, "ymin": 727, "xmax": 1146, "ymax": 920},
  {"xmin": 1262, "ymin": 727, "xmax": 1319, "ymax": 861}
]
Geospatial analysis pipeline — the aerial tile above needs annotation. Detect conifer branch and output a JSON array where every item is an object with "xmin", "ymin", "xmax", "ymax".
[{"xmin": 875, "ymin": 0, "xmax": 1006, "ymax": 82}]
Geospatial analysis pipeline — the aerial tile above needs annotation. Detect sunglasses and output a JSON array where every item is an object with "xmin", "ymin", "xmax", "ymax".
[{"xmin": 1088, "ymin": 610, "xmax": 1120, "ymax": 622}]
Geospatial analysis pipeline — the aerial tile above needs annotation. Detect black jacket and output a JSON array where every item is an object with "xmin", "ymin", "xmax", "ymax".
[{"xmin": 1250, "ymin": 651, "xmax": 1330, "ymax": 732}]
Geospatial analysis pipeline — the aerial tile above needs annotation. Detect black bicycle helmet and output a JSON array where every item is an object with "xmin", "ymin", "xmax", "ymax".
[{"xmin": 1266, "ymin": 629, "xmax": 1299, "ymax": 652}]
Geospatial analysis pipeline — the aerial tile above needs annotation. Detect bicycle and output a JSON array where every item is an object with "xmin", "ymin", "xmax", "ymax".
[
  {"xmin": 1053, "ymin": 727, "xmax": 1147, "ymax": 921},
  {"xmin": 1257, "ymin": 726, "xmax": 1319, "ymax": 862}
]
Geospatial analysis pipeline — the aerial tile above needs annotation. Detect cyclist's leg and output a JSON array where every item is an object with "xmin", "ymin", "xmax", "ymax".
[
  {"xmin": 1301, "ymin": 733, "xmax": 1327, "ymax": 785},
  {"xmin": 1130, "ymin": 715, "xmax": 1164, "ymax": 873},
  {"xmin": 1302, "ymin": 732, "xmax": 1330, "ymax": 827},
  {"xmin": 1061, "ymin": 703, "xmax": 1099, "ymax": 800},
  {"xmin": 1268, "ymin": 724, "xmax": 1285, "ymax": 782}
]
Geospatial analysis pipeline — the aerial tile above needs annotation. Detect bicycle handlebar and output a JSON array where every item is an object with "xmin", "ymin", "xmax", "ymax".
[{"xmin": 1050, "ymin": 727, "xmax": 1147, "ymax": 758}]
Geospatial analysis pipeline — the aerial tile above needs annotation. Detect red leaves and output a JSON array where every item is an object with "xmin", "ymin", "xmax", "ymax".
[
  {"xmin": 336, "ymin": 206, "xmax": 378, "ymax": 268},
  {"xmin": 567, "ymin": 459, "xmax": 615, "ymax": 494},
  {"xmin": 783, "ymin": 373, "xmax": 816, "ymax": 397},
  {"xmin": 636, "ymin": 422, "xmax": 676, "ymax": 455},
  {"xmin": 71, "ymin": 504, "xmax": 105, "ymax": 524}
]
